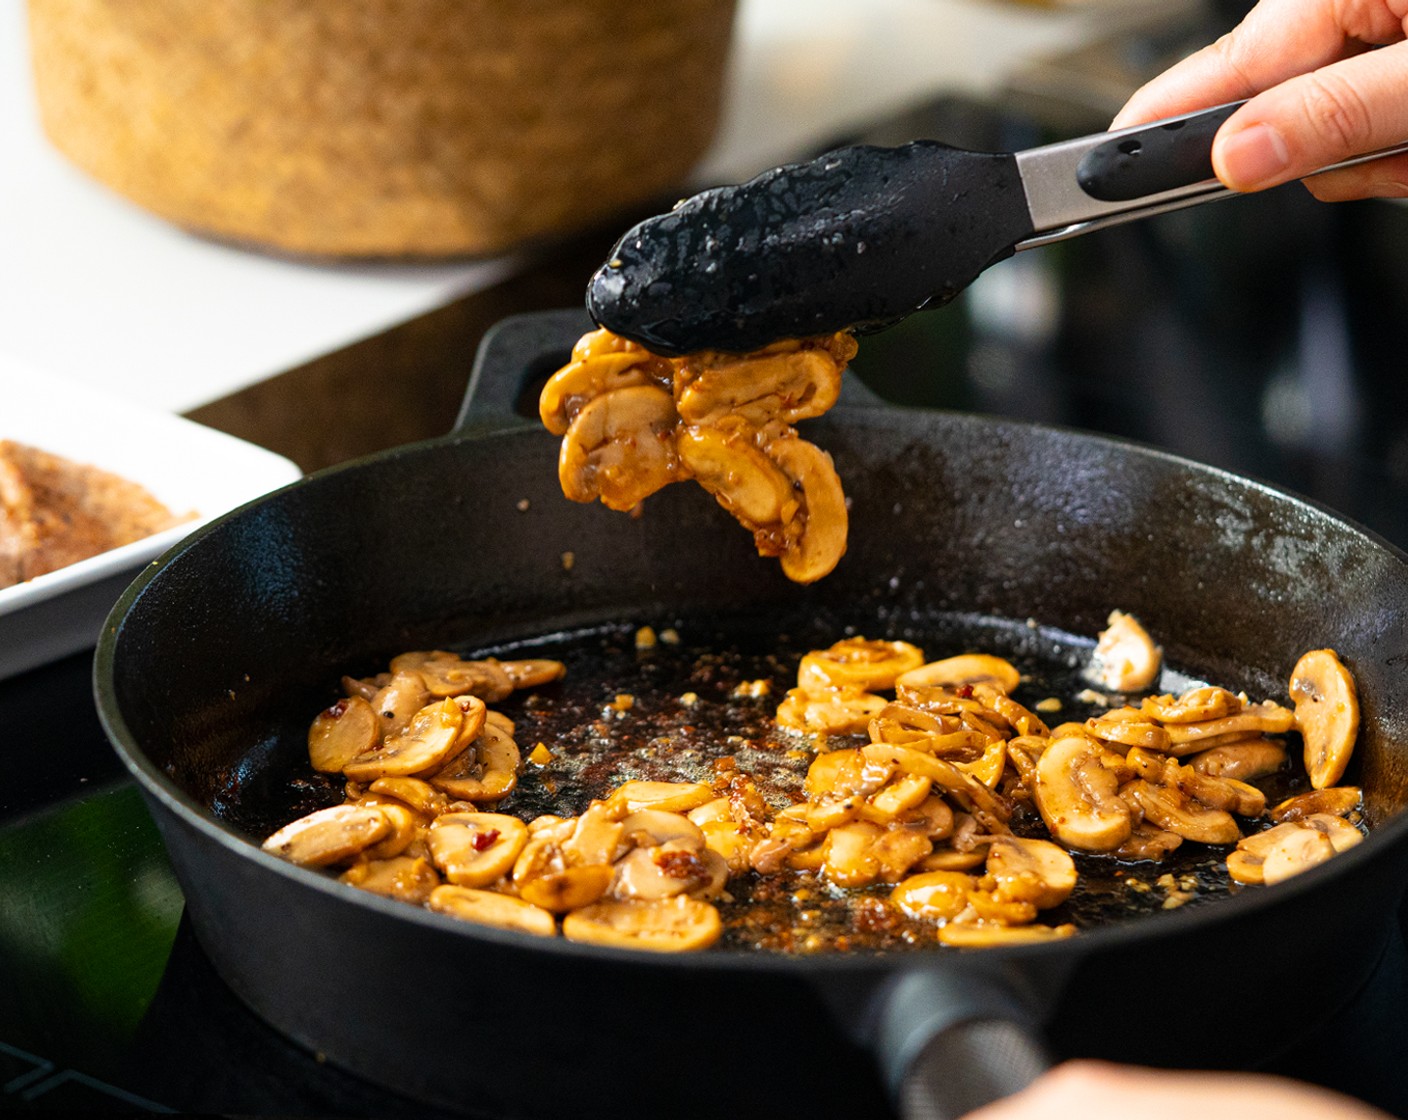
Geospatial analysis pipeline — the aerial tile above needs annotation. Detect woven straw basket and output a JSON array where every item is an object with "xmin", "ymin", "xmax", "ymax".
[{"xmin": 27, "ymin": 0, "xmax": 737, "ymax": 258}]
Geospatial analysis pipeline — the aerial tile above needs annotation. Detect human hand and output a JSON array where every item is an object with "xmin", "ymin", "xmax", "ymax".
[
  {"xmin": 1110, "ymin": 0, "xmax": 1408, "ymax": 201},
  {"xmin": 961, "ymin": 1060, "xmax": 1392, "ymax": 1120}
]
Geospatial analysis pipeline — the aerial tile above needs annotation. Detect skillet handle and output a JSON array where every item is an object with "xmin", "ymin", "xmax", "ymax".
[
  {"xmin": 455, "ymin": 308, "xmax": 595, "ymax": 433},
  {"xmin": 876, "ymin": 971, "xmax": 1051, "ymax": 1120}
]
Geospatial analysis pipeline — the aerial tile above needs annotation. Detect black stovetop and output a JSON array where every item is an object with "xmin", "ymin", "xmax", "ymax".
[{"xmin": 8, "ymin": 89, "xmax": 1408, "ymax": 1117}]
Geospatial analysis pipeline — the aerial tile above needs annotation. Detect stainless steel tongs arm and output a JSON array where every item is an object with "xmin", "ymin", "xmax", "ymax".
[{"xmin": 1011, "ymin": 101, "xmax": 1408, "ymax": 253}]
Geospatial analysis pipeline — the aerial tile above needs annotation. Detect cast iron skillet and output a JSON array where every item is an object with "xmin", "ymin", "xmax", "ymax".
[{"xmin": 96, "ymin": 309, "xmax": 1408, "ymax": 1119}]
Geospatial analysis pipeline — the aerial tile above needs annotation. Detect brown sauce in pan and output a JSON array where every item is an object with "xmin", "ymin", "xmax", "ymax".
[{"xmin": 216, "ymin": 614, "xmax": 1325, "ymax": 954}]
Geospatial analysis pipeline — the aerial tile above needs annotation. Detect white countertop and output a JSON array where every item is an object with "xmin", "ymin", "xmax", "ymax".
[{"xmin": 0, "ymin": 0, "xmax": 1108, "ymax": 415}]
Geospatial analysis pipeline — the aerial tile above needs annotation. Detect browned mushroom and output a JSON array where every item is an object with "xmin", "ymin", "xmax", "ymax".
[
  {"xmin": 561, "ymin": 896, "xmax": 723, "ymax": 952},
  {"xmin": 262, "ymin": 804, "xmax": 392, "ymax": 868},
  {"xmin": 797, "ymin": 637, "xmax": 926, "ymax": 693},
  {"xmin": 343, "ymin": 697, "xmax": 469, "ymax": 783},
  {"xmin": 429, "ymin": 884, "xmax": 557, "ymax": 937},
  {"xmin": 539, "ymin": 339, "xmax": 657, "ymax": 436},
  {"xmin": 389, "ymin": 651, "xmax": 514, "ymax": 702},
  {"xmin": 674, "ymin": 339, "xmax": 847, "ymax": 428},
  {"xmin": 776, "ymin": 686, "xmax": 887, "ymax": 734},
  {"xmin": 429, "ymin": 718, "xmax": 520, "ymax": 802},
  {"xmin": 985, "ymin": 836, "xmax": 1077, "ymax": 910},
  {"xmin": 766, "ymin": 435, "xmax": 849, "ymax": 584},
  {"xmin": 676, "ymin": 425, "xmax": 799, "ymax": 554},
  {"xmin": 426, "ymin": 812, "xmax": 528, "ymax": 888},
  {"xmin": 308, "ymin": 695, "xmax": 380, "ymax": 773},
  {"xmin": 1032, "ymin": 735, "xmax": 1133, "ymax": 852},
  {"xmin": 896, "ymin": 654, "xmax": 1021, "ymax": 694},
  {"xmin": 558, "ymin": 385, "xmax": 684, "ymax": 511},
  {"xmin": 341, "ymin": 855, "xmax": 440, "ymax": 904},
  {"xmin": 1289, "ymin": 649, "xmax": 1360, "ymax": 790}
]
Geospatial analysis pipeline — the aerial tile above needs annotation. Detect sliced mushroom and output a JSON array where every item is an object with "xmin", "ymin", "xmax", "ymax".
[
  {"xmin": 894, "ymin": 795, "xmax": 956, "ymax": 841},
  {"xmin": 1189, "ymin": 738, "xmax": 1288, "ymax": 782},
  {"xmin": 1141, "ymin": 686, "xmax": 1241, "ymax": 724},
  {"xmin": 873, "ymin": 725, "xmax": 988, "ymax": 764},
  {"xmin": 821, "ymin": 821, "xmax": 884, "ymax": 887},
  {"xmin": 862, "ymin": 744, "xmax": 1010, "ymax": 828},
  {"xmin": 1230, "ymin": 819, "xmax": 1342, "ymax": 886},
  {"xmin": 766, "ymin": 435, "xmax": 848, "ymax": 584},
  {"xmin": 606, "ymin": 780, "xmax": 715, "ymax": 815},
  {"xmin": 676, "ymin": 425, "xmax": 798, "ymax": 554},
  {"xmin": 971, "ymin": 686, "xmax": 1050, "ymax": 738},
  {"xmin": 1261, "ymin": 827, "xmax": 1338, "ymax": 886},
  {"xmin": 360, "ymin": 800, "xmax": 422, "ymax": 861},
  {"xmin": 563, "ymin": 802, "xmax": 626, "ymax": 866},
  {"xmin": 612, "ymin": 842, "xmax": 726, "ymax": 901},
  {"xmin": 539, "ymin": 348, "xmax": 656, "ymax": 436},
  {"xmin": 427, "ymin": 812, "xmax": 528, "ymax": 888},
  {"xmin": 341, "ymin": 855, "xmax": 440, "ymax": 904},
  {"xmin": 559, "ymin": 385, "xmax": 684, "ymax": 511},
  {"xmin": 985, "ymin": 836, "xmax": 1077, "ymax": 910},
  {"xmin": 1085, "ymin": 715, "xmax": 1171, "ymax": 753},
  {"xmin": 561, "ymin": 896, "xmax": 722, "ymax": 952},
  {"xmin": 341, "ymin": 673, "xmax": 382, "ymax": 702},
  {"xmin": 308, "ymin": 695, "xmax": 381, "ymax": 773},
  {"xmin": 1162, "ymin": 702, "xmax": 1295, "ymax": 753},
  {"xmin": 674, "ymin": 341, "xmax": 845, "ymax": 427},
  {"xmin": 955, "ymin": 738, "xmax": 1009, "ymax": 791},
  {"xmin": 513, "ymin": 838, "xmax": 614, "ymax": 913},
  {"xmin": 1124, "ymin": 780, "xmax": 1241, "ymax": 845},
  {"xmin": 498, "ymin": 659, "xmax": 567, "ymax": 689},
  {"xmin": 890, "ymin": 870, "xmax": 976, "ymax": 921},
  {"xmin": 896, "ymin": 654, "xmax": 1021, "ymax": 695},
  {"xmin": 1089, "ymin": 610, "xmax": 1161, "ymax": 692},
  {"xmin": 1270, "ymin": 787, "xmax": 1362, "ymax": 822},
  {"xmin": 777, "ymin": 686, "xmax": 887, "ymax": 734},
  {"xmin": 618, "ymin": 809, "xmax": 706, "ymax": 849},
  {"xmin": 860, "ymin": 773, "xmax": 933, "ymax": 824},
  {"xmin": 1289, "ymin": 649, "xmax": 1360, "ymax": 790},
  {"xmin": 965, "ymin": 890, "xmax": 1038, "ymax": 927},
  {"xmin": 429, "ymin": 884, "xmax": 557, "ymax": 937},
  {"xmin": 687, "ymin": 797, "xmax": 734, "ymax": 827},
  {"xmin": 369, "ymin": 669, "xmax": 433, "ymax": 738},
  {"xmin": 1114, "ymin": 823, "xmax": 1184, "ymax": 861},
  {"xmin": 343, "ymin": 697, "xmax": 467, "ymax": 783},
  {"xmin": 430, "ymin": 719, "xmax": 520, "ymax": 802},
  {"xmin": 699, "ymin": 820, "xmax": 754, "ymax": 874},
  {"xmin": 1302, "ymin": 812, "xmax": 1366, "ymax": 852},
  {"xmin": 797, "ymin": 638, "xmax": 925, "ymax": 693},
  {"xmin": 917, "ymin": 847, "xmax": 988, "ymax": 872},
  {"xmin": 937, "ymin": 922, "xmax": 1076, "ymax": 947},
  {"xmin": 262, "ymin": 804, "xmax": 391, "ymax": 868},
  {"xmin": 870, "ymin": 827, "xmax": 936, "ymax": 883},
  {"xmin": 1176, "ymin": 770, "xmax": 1266, "ymax": 818},
  {"xmin": 388, "ymin": 651, "xmax": 514, "ymax": 702},
  {"xmin": 1032, "ymin": 734, "xmax": 1133, "ymax": 852},
  {"xmin": 367, "ymin": 776, "xmax": 450, "ymax": 818}
]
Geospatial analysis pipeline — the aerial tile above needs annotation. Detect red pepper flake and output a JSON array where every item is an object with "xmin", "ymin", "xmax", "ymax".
[
  {"xmin": 471, "ymin": 829, "xmax": 501, "ymax": 851},
  {"xmin": 326, "ymin": 699, "xmax": 350, "ymax": 717},
  {"xmin": 957, "ymin": 684, "xmax": 975, "ymax": 699}
]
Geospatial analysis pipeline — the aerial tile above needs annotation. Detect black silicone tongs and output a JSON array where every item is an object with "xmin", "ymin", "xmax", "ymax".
[{"xmin": 587, "ymin": 101, "xmax": 1408, "ymax": 355}]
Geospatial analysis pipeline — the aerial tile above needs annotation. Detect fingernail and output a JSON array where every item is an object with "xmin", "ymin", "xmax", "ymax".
[{"xmin": 1217, "ymin": 123, "xmax": 1291, "ymax": 190}]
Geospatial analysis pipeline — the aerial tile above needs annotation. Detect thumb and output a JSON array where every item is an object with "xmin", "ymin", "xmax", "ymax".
[{"xmin": 1215, "ymin": 41, "xmax": 1408, "ymax": 191}]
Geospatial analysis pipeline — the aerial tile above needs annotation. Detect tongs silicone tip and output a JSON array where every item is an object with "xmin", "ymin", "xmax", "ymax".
[{"xmin": 589, "ymin": 101, "xmax": 1408, "ymax": 354}]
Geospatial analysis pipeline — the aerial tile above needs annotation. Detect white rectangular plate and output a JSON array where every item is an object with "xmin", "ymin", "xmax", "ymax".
[{"xmin": 0, "ymin": 356, "xmax": 302, "ymax": 679}]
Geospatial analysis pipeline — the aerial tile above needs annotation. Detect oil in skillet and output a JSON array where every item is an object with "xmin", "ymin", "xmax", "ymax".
[{"xmin": 218, "ymin": 614, "xmax": 1317, "ymax": 953}]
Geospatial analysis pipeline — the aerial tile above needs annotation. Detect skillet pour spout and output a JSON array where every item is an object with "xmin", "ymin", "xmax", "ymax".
[{"xmin": 96, "ymin": 309, "xmax": 1408, "ymax": 1118}]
